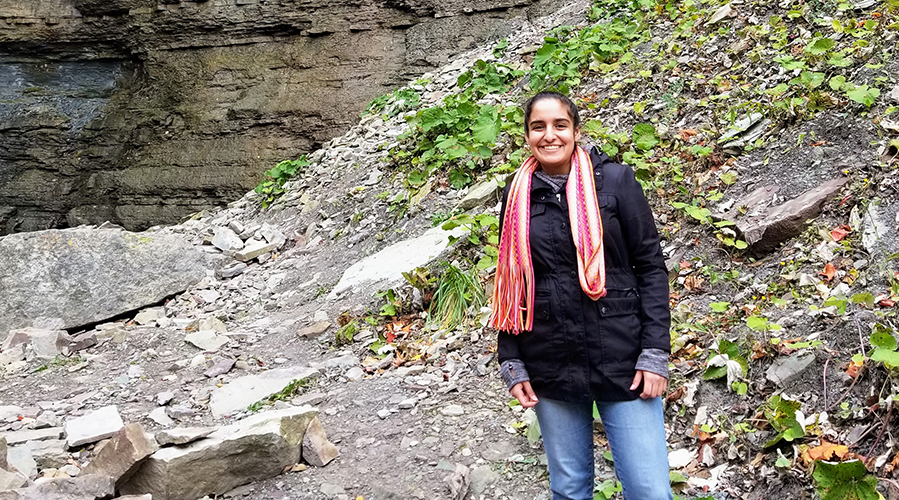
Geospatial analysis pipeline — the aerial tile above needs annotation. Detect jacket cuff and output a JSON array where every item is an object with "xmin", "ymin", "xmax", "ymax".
[
  {"xmin": 635, "ymin": 348, "xmax": 669, "ymax": 379},
  {"xmin": 500, "ymin": 359, "xmax": 530, "ymax": 391},
  {"xmin": 640, "ymin": 326, "xmax": 672, "ymax": 352}
]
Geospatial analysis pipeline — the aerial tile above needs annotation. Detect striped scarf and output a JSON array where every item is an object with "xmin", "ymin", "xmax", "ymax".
[{"xmin": 489, "ymin": 145, "xmax": 606, "ymax": 334}]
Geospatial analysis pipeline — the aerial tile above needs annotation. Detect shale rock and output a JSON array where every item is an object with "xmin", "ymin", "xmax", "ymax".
[
  {"xmin": 0, "ymin": 228, "xmax": 208, "ymax": 334},
  {"xmin": 119, "ymin": 407, "xmax": 317, "ymax": 500},
  {"xmin": 0, "ymin": 474, "xmax": 115, "ymax": 500},
  {"xmin": 64, "ymin": 406, "xmax": 125, "ymax": 448},
  {"xmin": 81, "ymin": 423, "xmax": 158, "ymax": 487},
  {"xmin": 301, "ymin": 416, "xmax": 340, "ymax": 467},
  {"xmin": 719, "ymin": 177, "xmax": 848, "ymax": 254},
  {"xmin": 208, "ymin": 366, "xmax": 318, "ymax": 418}
]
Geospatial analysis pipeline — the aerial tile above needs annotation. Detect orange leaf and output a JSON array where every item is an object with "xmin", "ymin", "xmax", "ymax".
[
  {"xmin": 830, "ymin": 224, "xmax": 851, "ymax": 241},
  {"xmin": 846, "ymin": 360, "xmax": 863, "ymax": 379},
  {"xmin": 679, "ymin": 129, "xmax": 699, "ymax": 140},
  {"xmin": 806, "ymin": 441, "xmax": 849, "ymax": 462},
  {"xmin": 820, "ymin": 263, "xmax": 837, "ymax": 281},
  {"xmin": 880, "ymin": 299, "xmax": 896, "ymax": 308}
]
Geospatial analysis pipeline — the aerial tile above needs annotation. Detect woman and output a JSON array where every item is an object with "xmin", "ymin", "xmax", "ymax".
[{"xmin": 491, "ymin": 92, "xmax": 672, "ymax": 500}]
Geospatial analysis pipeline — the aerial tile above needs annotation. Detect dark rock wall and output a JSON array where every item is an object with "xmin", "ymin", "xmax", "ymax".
[{"xmin": 0, "ymin": 0, "xmax": 549, "ymax": 233}]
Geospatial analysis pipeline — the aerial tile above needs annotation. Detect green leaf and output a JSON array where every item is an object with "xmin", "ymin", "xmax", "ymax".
[
  {"xmin": 765, "ymin": 83, "xmax": 790, "ymax": 96},
  {"xmin": 776, "ymin": 455, "xmax": 792, "ymax": 468},
  {"xmin": 633, "ymin": 123, "xmax": 659, "ymax": 151},
  {"xmin": 746, "ymin": 315, "xmax": 768, "ymax": 331},
  {"xmin": 852, "ymin": 292, "xmax": 876, "ymax": 309},
  {"xmin": 812, "ymin": 460, "xmax": 880, "ymax": 500},
  {"xmin": 526, "ymin": 417, "xmax": 542, "ymax": 445},
  {"xmin": 805, "ymin": 37, "xmax": 836, "ymax": 55},
  {"xmin": 669, "ymin": 471, "xmax": 688, "ymax": 483},
  {"xmin": 827, "ymin": 52, "xmax": 853, "ymax": 68},
  {"xmin": 471, "ymin": 106, "xmax": 500, "ymax": 144},
  {"xmin": 774, "ymin": 55, "xmax": 806, "ymax": 70},
  {"xmin": 871, "ymin": 328, "xmax": 897, "ymax": 350},
  {"xmin": 830, "ymin": 75, "xmax": 847, "ymax": 91},
  {"xmin": 846, "ymin": 85, "xmax": 880, "ymax": 107},
  {"xmin": 710, "ymin": 302, "xmax": 731, "ymax": 313},
  {"xmin": 871, "ymin": 348, "xmax": 899, "ymax": 369}
]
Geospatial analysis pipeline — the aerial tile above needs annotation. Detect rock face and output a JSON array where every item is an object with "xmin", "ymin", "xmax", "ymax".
[
  {"xmin": 0, "ymin": 0, "xmax": 558, "ymax": 234},
  {"xmin": 119, "ymin": 407, "xmax": 317, "ymax": 500},
  {"xmin": 0, "ymin": 227, "xmax": 208, "ymax": 335}
]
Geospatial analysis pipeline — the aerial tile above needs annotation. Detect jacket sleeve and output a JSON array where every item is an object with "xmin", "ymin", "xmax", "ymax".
[
  {"xmin": 614, "ymin": 166, "xmax": 671, "ymax": 353},
  {"xmin": 494, "ymin": 183, "xmax": 523, "ymax": 363}
]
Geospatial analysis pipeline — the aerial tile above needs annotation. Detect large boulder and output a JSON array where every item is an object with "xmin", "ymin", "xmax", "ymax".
[
  {"xmin": 0, "ymin": 227, "xmax": 208, "ymax": 335},
  {"xmin": 119, "ymin": 407, "xmax": 317, "ymax": 500}
]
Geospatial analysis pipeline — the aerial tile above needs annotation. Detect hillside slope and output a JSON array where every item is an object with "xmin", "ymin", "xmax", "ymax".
[{"xmin": 3, "ymin": 0, "xmax": 899, "ymax": 498}]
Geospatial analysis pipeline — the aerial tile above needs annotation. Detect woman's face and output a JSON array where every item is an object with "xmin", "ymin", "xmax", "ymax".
[{"xmin": 525, "ymin": 98, "xmax": 580, "ymax": 175}]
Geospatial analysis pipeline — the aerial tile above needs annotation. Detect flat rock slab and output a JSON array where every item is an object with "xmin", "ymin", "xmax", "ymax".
[
  {"xmin": 297, "ymin": 321, "xmax": 331, "ymax": 338},
  {"xmin": 81, "ymin": 423, "xmax": 158, "ymax": 487},
  {"xmin": 184, "ymin": 331, "xmax": 229, "ymax": 351},
  {"xmin": 0, "ymin": 474, "xmax": 115, "ymax": 500},
  {"xmin": 119, "ymin": 407, "xmax": 317, "ymax": 500},
  {"xmin": 329, "ymin": 225, "xmax": 465, "ymax": 298},
  {"xmin": 456, "ymin": 177, "xmax": 503, "ymax": 210},
  {"xmin": 208, "ymin": 366, "xmax": 318, "ymax": 418},
  {"xmin": 766, "ymin": 352, "xmax": 816, "ymax": 388},
  {"xmin": 155, "ymin": 427, "xmax": 215, "ymax": 446},
  {"xmin": 0, "ymin": 228, "xmax": 208, "ymax": 335},
  {"xmin": 64, "ymin": 405, "xmax": 124, "ymax": 448},
  {"xmin": 720, "ymin": 177, "xmax": 848, "ymax": 254},
  {"xmin": 2, "ymin": 427, "xmax": 64, "ymax": 445}
]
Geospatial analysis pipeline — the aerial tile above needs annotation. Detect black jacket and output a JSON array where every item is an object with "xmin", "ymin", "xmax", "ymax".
[{"xmin": 496, "ymin": 145, "xmax": 670, "ymax": 402}]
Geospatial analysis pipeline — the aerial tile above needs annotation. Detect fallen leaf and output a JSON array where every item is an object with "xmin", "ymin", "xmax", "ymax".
[
  {"xmin": 880, "ymin": 299, "xmax": 896, "ymax": 308},
  {"xmin": 846, "ymin": 360, "xmax": 863, "ymax": 379},
  {"xmin": 803, "ymin": 441, "xmax": 849, "ymax": 465},
  {"xmin": 751, "ymin": 342, "xmax": 767, "ymax": 360},
  {"xmin": 820, "ymin": 263, "xmax": 837, "ymax": 281},
  {"xmin": 830, "ymin": 224, "xmax": 851, "ymax": 242},
  {"xmin": 679, "ymin": 129, "xmax": 699, "ymax": 140},
  {"xmin": 684, "ymin": 275, "xmax": 705, "ymax": 291},
  {"xmin": 666, "ymin": 386, "xmax": 686, "ymax": 403}
]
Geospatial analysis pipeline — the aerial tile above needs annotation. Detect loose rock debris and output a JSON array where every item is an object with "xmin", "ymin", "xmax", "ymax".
[{"xmin": 4, "ymin": 0, "xmax": 899, "ymax": 498}]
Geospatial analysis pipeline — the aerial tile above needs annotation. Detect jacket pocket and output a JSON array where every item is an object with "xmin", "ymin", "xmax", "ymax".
[
  {"xmin": 597, "ymin": 296, "xmax": 640, "ymax": 317},
  {"xmin": 594, "ymin": 297, "xmax": 642, "ymax": 371}
]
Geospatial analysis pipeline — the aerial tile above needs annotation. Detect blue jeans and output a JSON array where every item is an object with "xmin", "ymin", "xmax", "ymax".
[{"xmin": 534, "ymin": 397, "xmax": 673, "ymax": 500}]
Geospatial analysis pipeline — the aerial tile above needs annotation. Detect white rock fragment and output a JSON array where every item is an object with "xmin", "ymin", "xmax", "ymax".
[{"xmin": 64, "ymin": 405, "xmax": 125, "ymax": 448}]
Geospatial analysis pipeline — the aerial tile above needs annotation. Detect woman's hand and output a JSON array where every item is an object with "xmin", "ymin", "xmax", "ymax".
[
  {"xmin": 510, "ymin": 381, "xmax": 539, "ymax": 408},
  {"xmin": 630, "ymin": 370, "xmax": 667, "ymax": 399}
]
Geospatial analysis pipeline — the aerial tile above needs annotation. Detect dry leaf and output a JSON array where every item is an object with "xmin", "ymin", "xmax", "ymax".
[
  {"xmin": 820, "ymin": 263, "xmax": 837, "ymax": 281},
  {"xmin": 684, "ymin": 275, "xmax": 705, "ymax": 291},
  {"xmin": 803, "ymin": 441, "xmax": 849, "ymax": 465},
  {"xmin": 679, "ymin": 129, "xmax": 699, "ymax": 140},
  {"xmin": 830, "ymin": 224, "xmax": 851, "ymax": 241}
]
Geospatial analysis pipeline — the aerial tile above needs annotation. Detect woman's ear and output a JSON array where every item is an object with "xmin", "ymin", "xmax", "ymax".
[{"xmin": 575, "ymin": 127, "xmax": 582, "ymax": 143}]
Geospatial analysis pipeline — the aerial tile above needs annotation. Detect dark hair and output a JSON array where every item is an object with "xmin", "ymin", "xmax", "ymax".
[{"xmin": 523, "ymin": 92, "xmax": 580, "ymax": 134}]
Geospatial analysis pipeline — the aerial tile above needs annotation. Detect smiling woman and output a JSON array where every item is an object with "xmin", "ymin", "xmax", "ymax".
[
  {"xmin": 523, "ymin": 94, "xmax": 581, "ymax": 175},
  {"xmin": 492, "ymin": 92, "xmax": 673, "ymax": 500}
]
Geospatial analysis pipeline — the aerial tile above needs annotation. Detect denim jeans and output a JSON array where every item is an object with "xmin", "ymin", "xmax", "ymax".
[{"xmin": 534, "ymin": 397, "xmax": 673, "ymax": 500}]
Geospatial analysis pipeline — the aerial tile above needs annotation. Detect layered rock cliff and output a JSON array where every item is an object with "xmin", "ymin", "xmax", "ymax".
[{"xmin": 0, "ymin": 0, "xmax": 555, "ymax": 233}]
